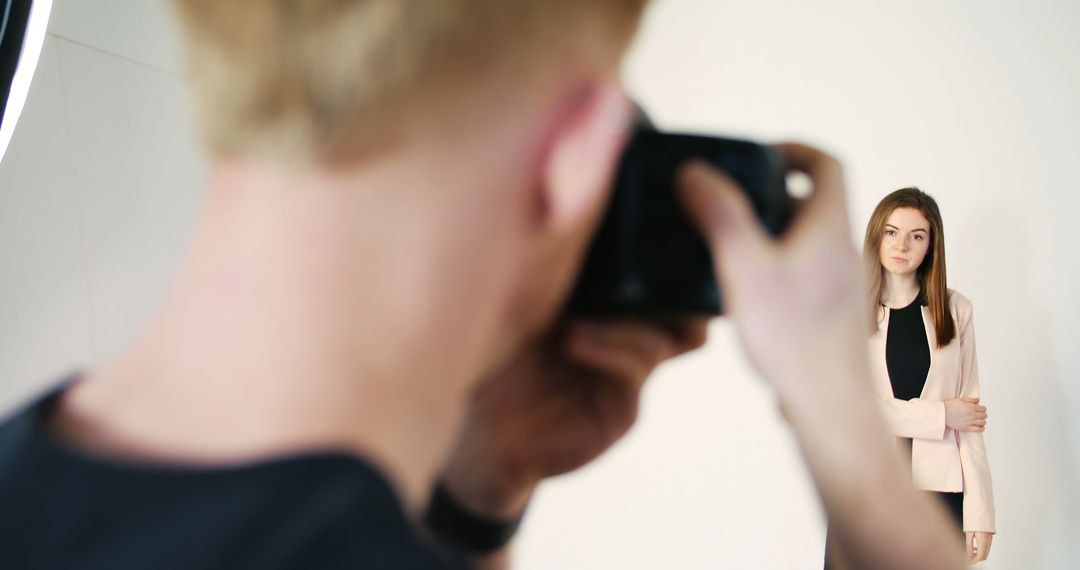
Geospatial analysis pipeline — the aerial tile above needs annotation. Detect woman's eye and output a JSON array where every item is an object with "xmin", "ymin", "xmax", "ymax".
[
  {"xmin": 885, "ymin": 230, "xmax": 896, "ymax": 236},
  {"xmin": 914, "ymin": 235, "xmax": 924, "ymax": 241}
]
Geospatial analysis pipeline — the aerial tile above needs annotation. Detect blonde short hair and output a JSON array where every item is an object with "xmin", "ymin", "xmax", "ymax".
[{"xmin": 172, "ymin": 0, "xmax": 648, "ymax": 164}]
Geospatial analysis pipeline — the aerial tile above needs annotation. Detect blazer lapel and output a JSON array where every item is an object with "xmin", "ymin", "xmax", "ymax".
[
  {"xmin": 870, "ymin": 307, "xmax": 891, "ymax": 396},
  {"xmin": 918, "ymin": 304, "xmax": 936, "ymax": 397}
]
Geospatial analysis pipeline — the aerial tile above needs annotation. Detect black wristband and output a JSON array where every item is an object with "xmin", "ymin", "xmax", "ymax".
[{"xmin": 424, "ymin": 482, "xmax": 525, "ymax": 554}]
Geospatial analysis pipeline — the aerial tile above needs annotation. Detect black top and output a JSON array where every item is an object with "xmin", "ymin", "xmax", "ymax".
[
  {"xmin": 885, "ymin": 292, "xmax": 931, "ymax": 402},
  {"xmin": 0, "ymin": 384, "xmax": 471, "ymax": 570}
]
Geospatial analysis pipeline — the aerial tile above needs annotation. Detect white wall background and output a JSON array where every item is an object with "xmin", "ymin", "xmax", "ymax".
[{"xmin": 1, "ymin": 1, "xmax": 1077, "ymax": 568}]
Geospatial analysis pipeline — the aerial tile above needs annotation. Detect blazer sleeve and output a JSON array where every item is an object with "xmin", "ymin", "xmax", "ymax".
[
  {"xmin": 956, "ymin": 300, "xmax": 997, "ymax": 533},
  {"xmin": 877, "ymin": 396, "xmax": 947, "ymax": 440}
]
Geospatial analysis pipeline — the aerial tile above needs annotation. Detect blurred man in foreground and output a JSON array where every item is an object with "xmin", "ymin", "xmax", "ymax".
[{"xmin": 0, "ymin": 1, "xmax": 963, "ymax": 568}]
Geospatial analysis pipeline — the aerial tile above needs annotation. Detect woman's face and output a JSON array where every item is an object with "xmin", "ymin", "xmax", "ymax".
[{"xmin": 879, "ymin": 207, "xmax": 931, "ymax": 277}]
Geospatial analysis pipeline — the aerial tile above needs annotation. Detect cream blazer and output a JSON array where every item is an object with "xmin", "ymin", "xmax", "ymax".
[{"xmin": 869, "ymin": 290, "xmax": 996, "ymax": 533}]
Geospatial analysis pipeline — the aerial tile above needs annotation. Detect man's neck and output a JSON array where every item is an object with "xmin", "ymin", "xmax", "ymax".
[{"xmin": 53, "ymin": 155, "xmax": 524, "ymax": 512}]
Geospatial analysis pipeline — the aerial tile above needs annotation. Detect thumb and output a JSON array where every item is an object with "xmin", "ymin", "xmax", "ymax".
[
  {"xmin": 677, "ymin": 161, "xmax": 772, "ymax": 274},
  {"xmin": 962, "ymin": 397, "xmax": 980, "ymax": 403}
]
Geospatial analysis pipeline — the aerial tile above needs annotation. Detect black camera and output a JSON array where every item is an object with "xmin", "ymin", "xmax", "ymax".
[{"xmin": 566, "ymin": 120, "xmax": 794, "ymax": 319}]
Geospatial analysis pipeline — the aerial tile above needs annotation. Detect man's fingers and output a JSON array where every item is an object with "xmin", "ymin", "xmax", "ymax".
[
  {"xmin": 565, "ymin": 336, "xmax": 648, "ymax": 393},
  {"xmin": 771, "ymin": 143, "xmax": 848, "ymax": 233},
  {"xmin": 570, "ymin": 321, "xmax": 679, "ymax": 360},
  {"xmin": 773, "ymin": 142, "xmax": 841, "ymax": 177},
  {"xmin": 665, "ymin": 319, "xmax": 710, "ymax": 355},
  {"xmin": 564, "ymin": 319, "xmax": 708, "ymax": 375},
  {"xmin": 677, "ymin": 160, "xmax": 772, "ymax": 270},
  {"xmin": 565, "ymin": 321, "xmax": 676, "ymax": 384},
  {"xmin": 773, "ymin": 143, "xmax": 844, "ymax": 202}
]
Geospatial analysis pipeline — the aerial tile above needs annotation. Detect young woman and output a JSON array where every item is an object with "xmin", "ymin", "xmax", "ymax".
[{"xmin": 864, "ymin": 187, "xmax": 996, "ymax": 564}]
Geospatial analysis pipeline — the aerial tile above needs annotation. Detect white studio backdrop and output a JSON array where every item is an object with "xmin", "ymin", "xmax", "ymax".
[{"xmin": 1, "ymin": 1, "xmax": 1077, "ymax": 568}]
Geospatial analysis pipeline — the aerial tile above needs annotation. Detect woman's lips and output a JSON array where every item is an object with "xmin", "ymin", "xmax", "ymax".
[{"xmin": 891, "ymin": 257, "xmax": 908, "ymax": 264}]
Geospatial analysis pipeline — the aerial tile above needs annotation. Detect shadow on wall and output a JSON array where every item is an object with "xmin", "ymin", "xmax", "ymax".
[{"xmin": 959, "ymin": 207, "xmax": 1080, "ymax": 569}]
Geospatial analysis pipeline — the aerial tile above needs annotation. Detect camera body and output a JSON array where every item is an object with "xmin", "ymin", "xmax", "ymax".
[{"xmin": 566, "ymin": 126, "xmax": 793, "ymax": 319}]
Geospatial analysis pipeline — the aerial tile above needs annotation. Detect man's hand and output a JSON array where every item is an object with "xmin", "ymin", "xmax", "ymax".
[
  {"xmin": 439, "ymin": 319, "xmax": 707, "ymax": 521},
  {"xmin": 676, "ymin": 144, "xmax": 866, "ymax": 399},
  {"xmin": 677, "ymin": 144, "xmax": 964, "ymax": 570},
  {"xmin": 945, "ymin": 398, "xmax": 988, "ymax": 432}
]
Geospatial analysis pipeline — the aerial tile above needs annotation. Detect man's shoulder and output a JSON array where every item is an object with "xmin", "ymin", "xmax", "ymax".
[{"xmin": 0, "ymin": 385, "xmax": 468, "ymax": 570}]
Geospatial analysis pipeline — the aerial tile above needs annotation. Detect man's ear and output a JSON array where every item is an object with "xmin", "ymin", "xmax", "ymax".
[{"xmin": 538, "ymin": 82, "xmax": 633, "ymax": 234}]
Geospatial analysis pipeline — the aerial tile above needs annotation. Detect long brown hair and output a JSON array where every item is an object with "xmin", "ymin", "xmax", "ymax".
[{"xmin": 863, "ymin": 188, "xmax": 955, "ymax": 347}]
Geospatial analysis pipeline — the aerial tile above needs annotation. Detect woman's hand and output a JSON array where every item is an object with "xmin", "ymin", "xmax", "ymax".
[
  {"xmin": 965, "ymin": 531, "xmax": 993, "ymax": 563},
  {"xmin": 945, "ymin": 398, "xmax": 987, "ymax": 432}
]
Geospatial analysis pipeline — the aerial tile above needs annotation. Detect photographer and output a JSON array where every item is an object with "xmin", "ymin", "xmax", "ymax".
[{"xmin": 0, "ymin": 2, "xmax": 962, "ymax": 568}]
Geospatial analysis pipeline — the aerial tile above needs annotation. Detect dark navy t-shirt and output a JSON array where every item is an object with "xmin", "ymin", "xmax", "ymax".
[{"xmin": 0, "ymin": 385, "xmax": 470, "ymax": 570}]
